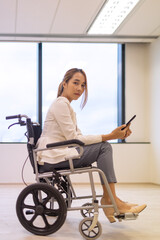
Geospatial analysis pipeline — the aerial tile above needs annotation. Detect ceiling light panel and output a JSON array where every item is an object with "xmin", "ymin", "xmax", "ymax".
[{"xmin": 88, "ymin": 0, "xmax": 140, "ymax": 34}]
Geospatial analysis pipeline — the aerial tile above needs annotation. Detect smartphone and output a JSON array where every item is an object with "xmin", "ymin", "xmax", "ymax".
[{"xmin": 121, "ymin": 115, "xmax": 136, "ymax": 130}]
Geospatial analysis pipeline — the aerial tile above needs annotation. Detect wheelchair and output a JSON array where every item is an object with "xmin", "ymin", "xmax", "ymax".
[{"xmin": 6, "ymin": 114, "xmax": 138, "ymax": 240}]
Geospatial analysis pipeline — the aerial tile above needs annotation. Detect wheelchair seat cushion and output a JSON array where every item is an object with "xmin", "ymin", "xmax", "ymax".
[{"xmin": 38, "ymin": 163, "xmax": 70, "ymax": 173}]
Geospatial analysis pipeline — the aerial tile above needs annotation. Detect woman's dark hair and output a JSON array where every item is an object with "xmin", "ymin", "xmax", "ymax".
[{"xmin": 57, "ymin": 68, "xmax": 88, "ymax": 109}]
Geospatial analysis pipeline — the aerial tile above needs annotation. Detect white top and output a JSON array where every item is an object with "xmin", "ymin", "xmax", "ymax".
[{"xmin": 37, "ymin": 96, "xmax": 102, "ymax": 164}]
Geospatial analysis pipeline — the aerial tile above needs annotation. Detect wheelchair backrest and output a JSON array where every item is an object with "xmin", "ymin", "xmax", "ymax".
[{"xmin": 26, "ymin": 118, "xmax": 42, "ymax": 173}]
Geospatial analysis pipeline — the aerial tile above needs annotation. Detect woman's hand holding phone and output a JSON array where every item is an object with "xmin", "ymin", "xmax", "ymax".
[
  {"xmin": 120, "ymin": 115, "xmax": 136, "ymax": 139},
  {"xmin": 111, "ymin": 125, "xmax": 130, "ymax": 140},
  {"xmin": 110, "ymin": 115, "xmax": 136, "ymax": 140},
  {"xmin": 102, "ymin": 115, "xmax": 136, "ymax": 141}
]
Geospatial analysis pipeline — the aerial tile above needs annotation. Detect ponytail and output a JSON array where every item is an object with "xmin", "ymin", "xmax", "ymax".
[{"xmin": 57, "ymin": 82, "xmax": 64, "ymax": 97}]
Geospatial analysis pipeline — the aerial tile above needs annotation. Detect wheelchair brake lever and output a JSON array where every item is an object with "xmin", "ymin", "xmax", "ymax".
[
  {"xmin": 8, "ymin": 120, "xmax": 26, "ymax": 129},
  {"xmin": 8, "ymin": 122, "xmax": 19, "ymax": 129}
]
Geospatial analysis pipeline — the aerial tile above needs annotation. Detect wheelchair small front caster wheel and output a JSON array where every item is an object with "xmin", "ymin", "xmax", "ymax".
[
  {"xmin": 79, "ymin": 217, "xmax": 102, "ymax": 240},
  {"xmin": 81, "ymin": 203, "xmax": 94, "ymax": 218},
  {"xmin": 16, "ymin": 183, "xmax": 67, "ymax": 236}
]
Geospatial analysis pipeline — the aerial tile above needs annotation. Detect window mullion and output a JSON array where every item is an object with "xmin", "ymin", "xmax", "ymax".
[{"xmin": 38, "ymin": 43, "xmax": 42, "ymax": 126}]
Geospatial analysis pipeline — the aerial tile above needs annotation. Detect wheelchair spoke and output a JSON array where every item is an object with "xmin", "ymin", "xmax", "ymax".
[
  {"xmin": 44, "ymin": 208, "xmax": 60, "ymax": 216},
  {"xmin": 83, "ymin": 222, "xmax": 90, "ymax": 231},
  {"xmin": 31, "ymin": 190, "xmax": 39, "ymax": 205},
  {"xmin": 42, "ymin": 214, "xmax": 50, "ymax": 228},
  {"xmin": 29, "ymin": 212, "xmax": 38, "ymax": 224},
  {"xmin": 42, "ymin": 194, "xmax": 52, "ymax": 206},
  {"xmin": 90, "ymin": 227, "xmax": 98, "ymax": 235},
  {"xmin": 22, "ymin": 203, "xmax": 36, "ymax": 210}
]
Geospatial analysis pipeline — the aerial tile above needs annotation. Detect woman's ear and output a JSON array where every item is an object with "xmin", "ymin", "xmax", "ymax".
[{"xmin": 63, "ymin": 82, "xmax": 67, "ymax": 89}]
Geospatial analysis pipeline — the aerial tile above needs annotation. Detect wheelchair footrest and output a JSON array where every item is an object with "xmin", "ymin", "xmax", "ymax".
[{"xmin": 115, "ymin": 212, "xmax": 138, "ymax": 221}]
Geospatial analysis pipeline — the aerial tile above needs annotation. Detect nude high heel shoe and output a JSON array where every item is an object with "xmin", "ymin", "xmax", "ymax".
[
  {"xmin": 101, "ymin": 197, "xmax": 147, "ymax": 223},
  {"xmin": 125, "ymin": 204, "xmax": 147, "ymax": 214},
  {"xmin": 117, "ymin": 197, "xmax": 138, "ymax": 207}
]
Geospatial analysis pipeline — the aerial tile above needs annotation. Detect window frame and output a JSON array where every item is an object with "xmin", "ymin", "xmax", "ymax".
[
  {"xmin": 38, "ymin": 42, "xmax": 125, "ymax": 142},
  {"xmin": 0, "ymin": 42, "xmax": 125, "ymax": 143},
  {"xmin": 117, "ymin": 44, "xmax": 126, "ymax": 143}
]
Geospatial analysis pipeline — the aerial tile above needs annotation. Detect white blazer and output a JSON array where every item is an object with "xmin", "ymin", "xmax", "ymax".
[{"xmin": 37, "ymin": 96, "xmax": 102, "ymax": 164}]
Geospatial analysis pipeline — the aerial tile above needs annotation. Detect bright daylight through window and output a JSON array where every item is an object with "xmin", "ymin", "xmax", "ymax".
[
  {"xmin": 0, "ymin": 42, "xmax": 119, "ymax": 143},
  {"xmin": 0, "ymin": 43, "xmax": 37, "ymax": 142},
  {"xmin": 42, "ymin": 42, "xmax": 118, "ymax": 142}
]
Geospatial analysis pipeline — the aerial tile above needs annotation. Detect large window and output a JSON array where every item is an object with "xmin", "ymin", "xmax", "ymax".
[
  {"xmin": 0, "ymin": 42, "xmax": 122, "ymax": 142},
  {"xmin": 0, "ymin": 43, "xmax": 37, "ymax": 142},
  {"xmin": 42, "ymin": 42, "xmax": 118, "ymax": 141}
]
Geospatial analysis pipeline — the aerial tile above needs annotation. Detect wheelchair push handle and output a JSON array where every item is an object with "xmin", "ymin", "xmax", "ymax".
[
  {"xmin": 6, "ymin": 114, "xmax": 29, "ymax": 129},
  {"xmin": 6, "ymin": 114, "xmax": 28, "ymax": 120}
]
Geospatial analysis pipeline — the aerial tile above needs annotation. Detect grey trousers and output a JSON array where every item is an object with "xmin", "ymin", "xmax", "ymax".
[{"xmin": 39, "ymin": 142, "xmax": 117, "ymax": 184}]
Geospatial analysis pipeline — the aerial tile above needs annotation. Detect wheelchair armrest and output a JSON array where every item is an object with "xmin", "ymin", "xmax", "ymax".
[
  {"xmin": 35, "ymin": 139, "xmax": 84, "ymax": 173},
  {"xmin": 46, "ymin": 139, "xmax": 84, "ymax": 148}
]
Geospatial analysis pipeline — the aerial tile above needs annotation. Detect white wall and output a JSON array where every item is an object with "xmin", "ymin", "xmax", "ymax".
[
  {"xmin": 148, "ymin": 37, "xmax": 160, "ymax": 184},
  {"xmin": 125, "ymin": 39, "xmax": 160, "ymax": 185},
  {"xmin": 0, "ymin": 143, "xmax": 151, "ymax": 184},
  {"xmin": 125, "ymin": 43, "xmax": 150, "ymax": 143},
  {"xmin": 0, "ymin": 144, "xmax": 35, "ymax": 184},
  {"xmin": 1, "ymin": 40, "xmax": 159, "ymax": 184}
]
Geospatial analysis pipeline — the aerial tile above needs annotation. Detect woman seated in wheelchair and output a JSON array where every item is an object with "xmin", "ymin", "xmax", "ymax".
[{"xmin": 37, "ymin": 68, "xmax": 146, "ymax": 223}]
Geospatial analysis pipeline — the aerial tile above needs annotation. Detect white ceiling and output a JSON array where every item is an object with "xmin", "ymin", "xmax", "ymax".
[{"xmin": 0, "ymin": 0, "xmax": 160, "ymax": 43}]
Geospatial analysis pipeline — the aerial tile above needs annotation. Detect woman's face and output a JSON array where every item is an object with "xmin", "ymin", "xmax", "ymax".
[{"xmin": 62, "ymin": 72, "xmax": 86, "ymax": 102}]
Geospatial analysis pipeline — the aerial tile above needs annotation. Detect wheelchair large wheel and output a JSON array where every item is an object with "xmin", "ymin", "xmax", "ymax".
[{"xmin": 16, "ymin": 183, "xmax": 67, "ymax": 236}]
